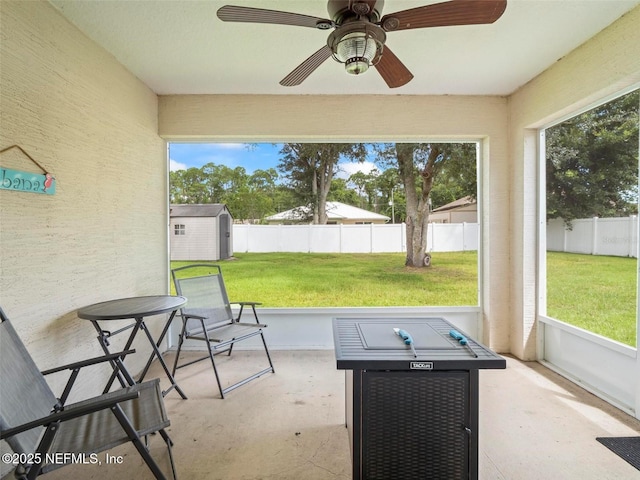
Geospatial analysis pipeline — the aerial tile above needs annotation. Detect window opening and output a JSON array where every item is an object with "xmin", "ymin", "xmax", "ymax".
[
  {"xmin": 544, "ymin": 89, "xmax": 639, "ymax": 347},
  {"xmin": 169, "ymin": 142, "xmax": 480, "ymax": 308}
]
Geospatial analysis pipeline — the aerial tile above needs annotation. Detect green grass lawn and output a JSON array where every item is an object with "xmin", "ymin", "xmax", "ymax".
[
  {"xmin": 546, "ymin": 252, "xmax": 637, "ymax": 347},
  {"xmin": 171, "ymin": 251, "xmax": 638, "ymax": 347},
  {"xmin": 171, "ymin": 252, "xmax": 478, "ymax": 307}
]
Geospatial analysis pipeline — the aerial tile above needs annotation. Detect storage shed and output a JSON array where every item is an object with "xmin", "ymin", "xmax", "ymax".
[{"xmin": 169, "ymin": 204, "xmax": 233, "ymax": 261}]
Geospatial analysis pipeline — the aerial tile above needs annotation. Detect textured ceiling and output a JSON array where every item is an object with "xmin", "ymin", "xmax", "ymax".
[{"xmin": 49, "ymin": 0, "xmax": 640, "ymax": 96}]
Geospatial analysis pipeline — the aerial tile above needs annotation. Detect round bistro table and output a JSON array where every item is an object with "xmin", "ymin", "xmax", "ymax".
[{"xmin": 78, "ymin": 295, "xmax": 188, "ymax": 399}]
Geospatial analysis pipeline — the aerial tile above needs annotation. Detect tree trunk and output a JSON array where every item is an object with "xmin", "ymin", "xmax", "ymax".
[
  {"xmin": 316, "ymin": 151, "xmax": 335, "ymax": 224},
  {"xmin": 311, "ymin": 169, "xmax": 319, "ymax": 224},
  {"xmin": 406, "ymin": 208, "xmax": 431, "ymax": 267},
  {"xmin": 397, "ymin": 144, "xmax": 441, "ymax": 267},
  {"xmin": 318, "ymin": 176, "xmax": 329, "ymax": 224}
]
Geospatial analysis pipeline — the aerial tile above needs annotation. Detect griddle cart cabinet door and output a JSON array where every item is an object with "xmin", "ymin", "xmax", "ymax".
[{"xmin": 359, "ymin": 370, "xmax": 472, "ymax": 480}]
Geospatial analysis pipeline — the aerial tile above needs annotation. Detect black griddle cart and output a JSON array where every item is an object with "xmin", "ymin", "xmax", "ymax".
[{"xmin": 333, "ymin": 317, "xmax": 506, "ymax": 480}]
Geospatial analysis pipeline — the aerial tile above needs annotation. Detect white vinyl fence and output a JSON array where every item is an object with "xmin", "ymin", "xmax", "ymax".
[
  {"xmin": 547, "ymin": 216, "xmax": 638, "ymax": 258},
  {"xmin": 233, "ymin": 222, "xmax": 478, "ymax": 254}
]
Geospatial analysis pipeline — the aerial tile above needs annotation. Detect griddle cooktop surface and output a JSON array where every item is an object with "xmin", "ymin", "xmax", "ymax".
[
  {"xmin": 357, "ymin": 322, "xmax": 456, "ymax": 350},
  {"xmin": 333, "ymin": 317, "xmax": 506, "ymax": 371}
]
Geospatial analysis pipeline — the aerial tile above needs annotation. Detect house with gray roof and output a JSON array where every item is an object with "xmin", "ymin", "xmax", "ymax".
[
  {"xmin": 265, "ymin": 201, "xmax": 390, "ymax": 225},
  {"xmin": 429, "ymin": 196, "xmax": 477, "ymax": 224}
]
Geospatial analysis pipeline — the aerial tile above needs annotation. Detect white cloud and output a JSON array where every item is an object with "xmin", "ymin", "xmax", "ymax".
[
  {"xmin": 336, "ymin": 161, "xmax": 378, "ymax": 179},
  {"xmin": 169, "ymin": 159, "xmax": 187, "ymax": 171},
  {"xmin": 215, "ymin": 143, "xmax": 245, "ymax": 150}
]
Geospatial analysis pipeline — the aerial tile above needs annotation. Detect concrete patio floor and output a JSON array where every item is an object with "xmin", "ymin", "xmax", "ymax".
[{"xmin": 41, "ymin": 350, "xmax": 640, "ymax": 480}]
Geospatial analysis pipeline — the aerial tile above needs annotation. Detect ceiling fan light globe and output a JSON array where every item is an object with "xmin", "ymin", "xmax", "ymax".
[
  {"xmin": 335, "ymin": 32, "xmax": 378, "ymax": 63},
  {"xmin": 345, "ymin": 58, "xmax": 370, "ymax": 75}
]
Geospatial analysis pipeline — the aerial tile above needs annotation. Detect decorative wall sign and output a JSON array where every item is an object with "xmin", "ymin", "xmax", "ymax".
[
  {"xmin": 0, "ymin": 167, "xmax": 56, "ymax": 195},
  {"xmin": 0, "ymin": 145, "xmax": 56, "ymax": 195}
]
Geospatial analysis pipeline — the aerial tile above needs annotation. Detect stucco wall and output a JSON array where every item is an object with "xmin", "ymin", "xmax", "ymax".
[
  {"xmin": 0, "ymin": 1, "xmax": 167, "ymax": 399},
  {"xmin": 159, "ymin": 94, "xmax": 511, "ymax": 352},
  {"xmin": 508, "ymin": 5, "xmax": 640, "ymax": 359}
]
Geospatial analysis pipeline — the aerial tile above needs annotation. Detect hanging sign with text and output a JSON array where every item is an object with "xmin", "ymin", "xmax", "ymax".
[{"xmin": 0, "ymin": 167, "xmax": 56, "ymax": 195}]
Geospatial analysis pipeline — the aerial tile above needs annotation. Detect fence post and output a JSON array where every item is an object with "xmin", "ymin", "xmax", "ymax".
[
  {"xmin": 403, "ymin": 223, "xmax": 407, "ymax": 252},
  {"xmin": 429, "ymin": 223, "xmax": 435, "ymax": 253},
  {"xmin": 463, "ymin": 222, "xmax": 467, "ymax": 251},
  {"xmin": 592, "ymin": 217, "xmax": 598, "ymax": 255},
  {"xmin": 630, "ymin": 215, "xmax": 637, "ymax": 258},
  {"xmin": 370, "ymin": 223, "xmax": 374, "ymax": 253},
  {"xmin": 245, "ymin": 224, "xmax": 251, "ymax": 253}
]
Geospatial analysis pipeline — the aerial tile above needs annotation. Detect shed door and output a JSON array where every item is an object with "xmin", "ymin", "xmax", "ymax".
[{"xmin": 219, "ymin": 213, "xmax": 231, "ymax": 259}]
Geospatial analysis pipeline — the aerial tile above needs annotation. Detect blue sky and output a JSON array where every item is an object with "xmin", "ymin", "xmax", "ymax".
[{"xmin": 169, "ymin": 142, "xmax": 377, "ymax": 179}]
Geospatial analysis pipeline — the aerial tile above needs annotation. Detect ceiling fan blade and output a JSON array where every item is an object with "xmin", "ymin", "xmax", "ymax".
[
  {"xmin": 217, "ymin": 5, "xmax": 331, "ymax": 29},
  {"xmin": 380, "ymin": 0, "xmax": 507, "ymax": 31},
  {"xmin": 374, "ymin": 46, "xmax": 414, "ymax": 88},
  {"xmin": 280, "ymin": 45, "xmax": 333, "ymax": 87}
]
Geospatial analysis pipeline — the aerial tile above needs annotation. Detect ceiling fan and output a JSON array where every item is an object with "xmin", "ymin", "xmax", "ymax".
[{"xmin": 217, "ymin": 0, "xmax": 507, "ymax": 88}]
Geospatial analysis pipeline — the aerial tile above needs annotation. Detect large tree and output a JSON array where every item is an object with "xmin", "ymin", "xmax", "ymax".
[
  {"xmin": 429, "ymin": 147, "xmax": 478, "ymax": 208},
  {"xmin": 546, "ymin": 90, "xmax": 639, "ymax": 223},
  {"xmin": 375, "ymin": 167, "xmax": 405, "ymax": 223},
  {"xmin": 349, "ymin": 169, "xmax": 380, "ymax": 210},
  {"xmin": 278, "ymin": 143, "xmax": 366, "ymax": 224},
  {"xmin": 376, "ymin": 143, "xmax": 477, "ymax": 267},
  {"xmin": 169, "ymin": 167, "xmax": 211, "ymax": 204},
  {"xmin": 328, "ymin": 177, "xmax": 361, "ymax": 206},
  {"xmin": 346, "ymin": 167, "xmax": 405, "ymax": 221}
]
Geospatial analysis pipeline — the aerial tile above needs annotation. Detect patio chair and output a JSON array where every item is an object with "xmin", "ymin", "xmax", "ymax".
[
  {"xmin": 0, "ymin": 306, "xmax": 177, "ymax": 480},
  {"xmin": 171, "ymin": 264, "xmax": 275, "ymax": 399}
]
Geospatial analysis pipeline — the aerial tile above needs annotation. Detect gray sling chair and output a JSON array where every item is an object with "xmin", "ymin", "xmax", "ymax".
[
  {"xmin": 171, "ymin": 264, "xmax": 275, "ymax": 399},
  {"xmin": 0, "ymin": 306, "xmax": 177, "ymax": 480}
]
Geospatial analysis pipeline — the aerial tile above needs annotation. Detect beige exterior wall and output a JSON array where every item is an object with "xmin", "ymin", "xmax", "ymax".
[
  {"xmin": 0, "ymin": 1, "xmax": 167, "ymax": 398},
  {"xmin": 508, "ymin": 5, "xmax": 640, "ymax": 359},
  {"xmin": 159, "ymin": 95, "xmax": 511, "ymax": 351},
  {"xmin": 430, "ymin": 206, "xmax": 478, "ymax": 224}
]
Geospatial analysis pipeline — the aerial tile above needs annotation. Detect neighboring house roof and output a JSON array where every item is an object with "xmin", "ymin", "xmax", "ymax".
[
  {"xmin": 170, "ymin": 203, "xmax": 231, "ymax": 217},
  {"xmin": 431, "ymin": 196, "xmax": 476, "ymax": 212},
  {"xmin": 266, "ymin": 201, "xmax": 390, "ymax": 222}
]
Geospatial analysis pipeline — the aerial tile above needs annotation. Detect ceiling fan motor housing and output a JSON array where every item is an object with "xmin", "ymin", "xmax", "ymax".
[{"xmin": 327, "ymin": 0, "xmax": 384, "ymax": 23}]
